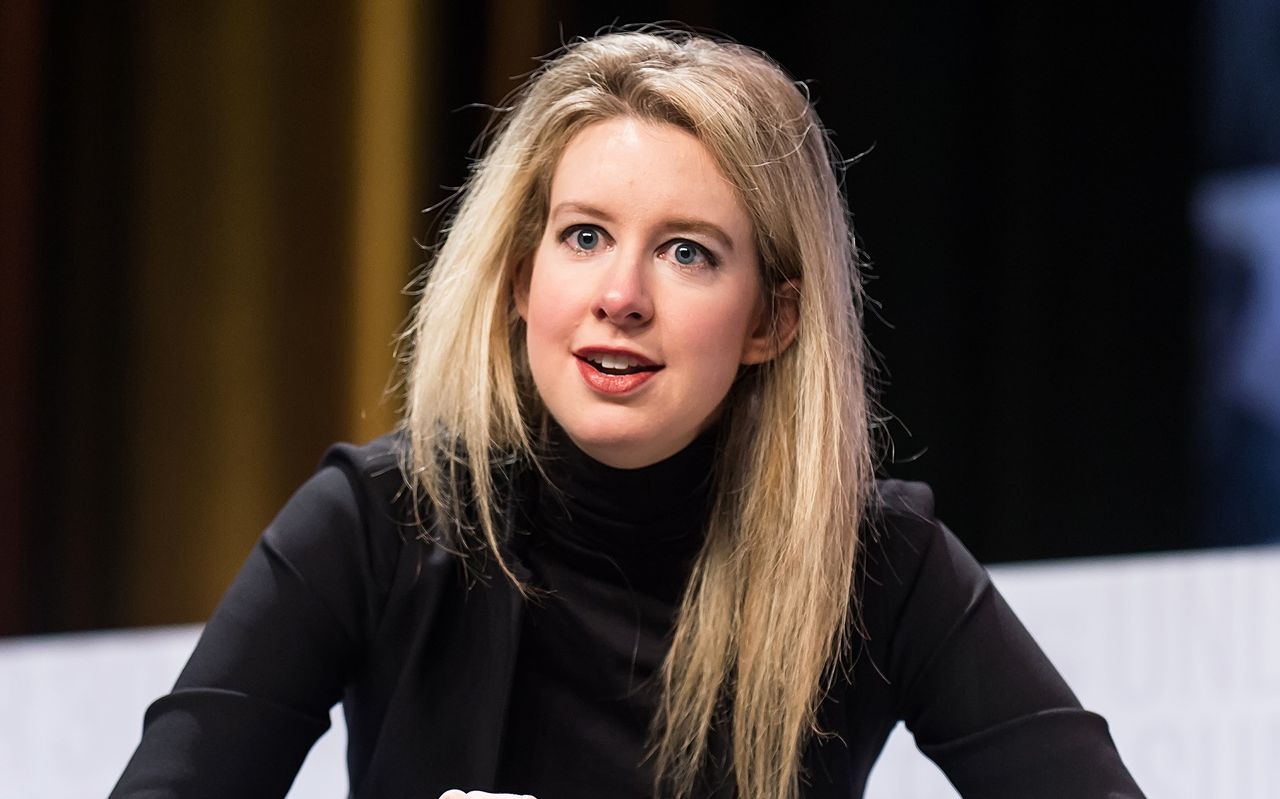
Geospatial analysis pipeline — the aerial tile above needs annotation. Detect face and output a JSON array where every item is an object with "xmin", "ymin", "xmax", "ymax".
[{"xmin": 515, "ymin": 117, "xmax": 783, "ymax": 469}]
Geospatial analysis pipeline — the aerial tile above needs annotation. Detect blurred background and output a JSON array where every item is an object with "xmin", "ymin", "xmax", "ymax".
[{"xmin": 1, "ymin": 0, "xmax": 1276, "ymax": 637}]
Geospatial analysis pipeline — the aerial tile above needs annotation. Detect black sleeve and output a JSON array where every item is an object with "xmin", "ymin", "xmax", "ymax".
[
  {"xmin": 110, "ymin": 445, "xmax": 403, "ymax": 799},
  {"xmin": 868, "ymin": 480, "xmax": 1146, "ymax": 798}
]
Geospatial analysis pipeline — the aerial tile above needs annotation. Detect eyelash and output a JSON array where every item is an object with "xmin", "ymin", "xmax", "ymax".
[
  {"xmin": 558, "ymin": 224, "xmax": 719, "ymax": 269},
  {"xmin": 661, "ymin": 239, "xmax": 718, "ymax": 269}
]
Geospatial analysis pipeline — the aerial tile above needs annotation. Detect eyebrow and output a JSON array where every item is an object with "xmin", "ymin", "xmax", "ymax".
[{"xmin": 550, "ymin": 201, "xmax": 737, "ymax": 253}]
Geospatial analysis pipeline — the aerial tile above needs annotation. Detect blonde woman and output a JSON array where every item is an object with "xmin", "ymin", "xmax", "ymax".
[{"xmin": 112, "ymin": 30, "xmax": 1145, "ymax": 799}]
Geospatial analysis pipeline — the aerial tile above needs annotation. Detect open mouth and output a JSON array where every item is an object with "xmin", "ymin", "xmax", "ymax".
[
  {"xmin": 578, "ymin": 354, "xmax": 663, "ymax": 376},
  {"xmin": 573, "ymin": 349, "xmax": 664, "ymax": 395}
]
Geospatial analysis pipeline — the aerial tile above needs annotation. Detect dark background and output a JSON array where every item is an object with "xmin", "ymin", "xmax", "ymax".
[{"xmin": 2, "ymin": 1, "xmax": 1205, "ymax": 635}]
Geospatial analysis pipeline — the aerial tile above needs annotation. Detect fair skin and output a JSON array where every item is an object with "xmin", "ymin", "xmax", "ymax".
[{"xmin": 515, "ymin": 116, "xmax": 797, "ymax": 469}]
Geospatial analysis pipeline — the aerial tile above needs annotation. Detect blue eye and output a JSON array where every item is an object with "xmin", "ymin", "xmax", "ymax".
[
  {"xmin": 568, "ymin": 226, "xmax": 599, "ymax": 251},
  {"xmin": 664, "ymin": 240, "xmax": 715, "ymax": 268}
]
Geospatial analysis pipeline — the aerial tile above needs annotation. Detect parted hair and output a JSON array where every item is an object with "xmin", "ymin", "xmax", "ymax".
[{"xmin": 401, "ymin": 29, "xmax": 875, "ymax": 799}]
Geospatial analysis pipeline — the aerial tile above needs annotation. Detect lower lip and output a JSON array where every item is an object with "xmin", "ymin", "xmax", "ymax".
[{"xmin": 575, "ymin": 357, "xmax": 660, "ymax": 395}]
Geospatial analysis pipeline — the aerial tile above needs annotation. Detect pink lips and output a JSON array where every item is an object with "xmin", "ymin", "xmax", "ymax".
[{"xmin": 574, "ymin": 347, "xmax": 663, "ymax": 396}]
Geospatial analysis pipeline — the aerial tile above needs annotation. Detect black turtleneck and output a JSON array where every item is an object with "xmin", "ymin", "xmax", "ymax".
[
  {"xmin": 494, "ymin": 425, "xmax": 718, "ymax": 798},
  {"xmin": 111, "ymin": 429, "xmax": 1149, "ymax": 799}
]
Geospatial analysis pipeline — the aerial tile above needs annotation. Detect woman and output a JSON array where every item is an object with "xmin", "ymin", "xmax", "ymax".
[{"xmin": 112, "ymin": 30, "xmax": 1145, "ymax": 799}]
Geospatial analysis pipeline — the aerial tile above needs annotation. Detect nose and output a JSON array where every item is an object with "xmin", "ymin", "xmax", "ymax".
[{"xmin": 592, "ymin": 251, "xmax": 653, "ymax": 328}]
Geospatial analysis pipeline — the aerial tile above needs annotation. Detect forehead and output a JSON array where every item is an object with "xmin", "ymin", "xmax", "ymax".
[{"xmin": 548, "ymin": 117, "xmax": 751, "ymax": 231}]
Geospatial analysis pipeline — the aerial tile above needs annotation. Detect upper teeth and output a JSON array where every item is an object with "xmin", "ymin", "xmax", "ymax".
[{"xmin": 594, "ymin": 354, "xmax": 641, "ymax": 369}]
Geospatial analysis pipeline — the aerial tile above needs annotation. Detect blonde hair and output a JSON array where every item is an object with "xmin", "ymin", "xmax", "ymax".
[{"xmin": 402, "ymin": 29, "xmax": 874, "ymax": 799}]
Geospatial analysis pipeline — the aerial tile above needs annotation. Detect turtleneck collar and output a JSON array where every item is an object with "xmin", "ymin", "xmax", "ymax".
[{"xmin": 529, "ymin": 421, "xmax": 718, "ymax": 562}]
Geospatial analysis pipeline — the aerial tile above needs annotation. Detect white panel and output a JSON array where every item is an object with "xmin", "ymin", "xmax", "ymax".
[{"xmin": 4, "ymin": 544, "xmax": 1277, "ymax": 798}]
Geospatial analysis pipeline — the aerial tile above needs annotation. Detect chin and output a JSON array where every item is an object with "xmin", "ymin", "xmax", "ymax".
[{"xmin": 561, "ymin": 416, "xmax": 683, "ymax": 469}]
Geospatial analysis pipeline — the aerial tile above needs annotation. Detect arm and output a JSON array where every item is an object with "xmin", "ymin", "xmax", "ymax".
[
  {"xmin": 110, "ymin": 450, "xmax": 399, "ymax": 798},
  {"xmin": 871, "ymin": 481, "xmax": 1145, "ymax": 798}
]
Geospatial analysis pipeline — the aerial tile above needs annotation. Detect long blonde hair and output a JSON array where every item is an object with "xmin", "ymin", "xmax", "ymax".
[{"xmin": 401, "ymin": 29, "xmax": 874, "ymax": 799}]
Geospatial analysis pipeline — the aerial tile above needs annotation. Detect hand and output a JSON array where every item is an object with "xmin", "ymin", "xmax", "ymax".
[{"xmin": 438, "ymin": 792, "xmax": 537, "ymax": 799}]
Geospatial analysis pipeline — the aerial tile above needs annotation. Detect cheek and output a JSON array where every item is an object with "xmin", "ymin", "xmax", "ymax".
[
  {"xmin": 523, "ymin": 269, "xmax": 580, "ymax": 357},
  {"xmin": 673, "ymin": 290, "xmax": 760, "ymax": 367}
]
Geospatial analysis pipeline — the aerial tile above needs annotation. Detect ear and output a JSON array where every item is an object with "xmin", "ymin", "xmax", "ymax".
[
  {"xmin": 512, "ymin": 258, "xmax": 532, "ymax": 321},
  {"xmin": 741, "ymin": 279, "xmax": 801, "ymax": 365}
]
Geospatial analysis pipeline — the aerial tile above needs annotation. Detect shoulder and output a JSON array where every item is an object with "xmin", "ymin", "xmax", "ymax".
[
  {"xmin": 866, "ymin": 478, "xmax": 980, "ymax": 569},
  {"xmin": 270, "ymin": 430, "xmax": 415, "ymax": 547},
  {"xmin": 857, "ymin": 479, "xmax": 992, "ymax": 639},
  {"xmin": 864, "ymin": 478, "xmax": 947, "ymax": 572},
  {"xmin": 257, "ymin": 431, "xmax": 424, "ymax": 604},
  {"xmin": 873, "ymin": 478, "xmax": 937, "ymax": 531},
  {"xmin": 318, "ymin": 430, "xmax": 411, "ymax": 509}
]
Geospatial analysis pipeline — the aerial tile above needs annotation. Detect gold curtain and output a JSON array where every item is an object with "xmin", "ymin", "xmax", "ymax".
[
  {"xmin": 113, "ymin": 0, "xmax": 559, "ymax": 627},
  {"xmin": 0, "ymin": 0, "xmax": 566, "ymax": 632},
  {"xmin": 120, "ymin": 2, "xmax": 421, "ymax": 625}
]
